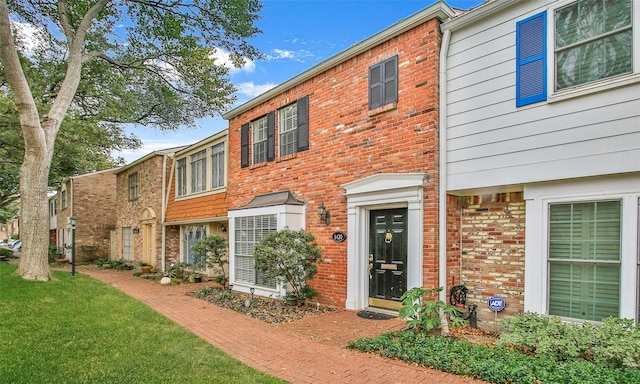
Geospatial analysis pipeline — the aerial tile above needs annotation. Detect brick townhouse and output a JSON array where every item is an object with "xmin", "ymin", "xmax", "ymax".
[
  {"xmin": 55, "ymin": 169, "xmax": 118, "ymax": 262},
  {"xmin": 222, "ymin": 3, "xmax": 457, "ymax": 311}
]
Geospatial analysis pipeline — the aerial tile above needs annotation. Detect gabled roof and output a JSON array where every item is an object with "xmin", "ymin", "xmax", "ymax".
[
  {"xmin": 175, "ymin": 129, "xmax": 228, "ymax": 157},
  {"xmin": 229, "ymin": 191, "xmax": 304, "ymax": 211},
  {"xmin": 113, "ymin": 145, "xmax": 189, "ymax": 175},
  {"xmin": 222, "ymin": 1, "xmax": 456, "ymax": 120}
]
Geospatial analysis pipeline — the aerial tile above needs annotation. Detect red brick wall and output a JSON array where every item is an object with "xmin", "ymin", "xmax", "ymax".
[
  {"xmin": 57, "ymin": 170, "xmax": 117, "ymax": 262},
  {"xmin": 226, "ymin": 19, "xmax": 443, "ymax": 307},
  {"xmin": 459, "ymin": 192, "xmax": 525, "ymax": 330}
]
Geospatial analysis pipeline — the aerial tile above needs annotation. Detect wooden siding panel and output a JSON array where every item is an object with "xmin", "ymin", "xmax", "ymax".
[
  {"xmin": 448, "ymin": 100, "xmax": 639, "ymax": 152},
  {"xmin": 448, "ymin": 149, "xmax": 640, "ymax": 191},
  {"xmin": 448, "ymin": 129, "xmax": 640, "ymax": 171},
  {"xmin": 445, "ymin": 1, "xmax": 640, "ymax": 191}
]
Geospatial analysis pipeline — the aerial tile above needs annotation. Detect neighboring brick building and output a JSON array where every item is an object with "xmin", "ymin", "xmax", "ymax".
[
  {"xmin": 222, "ymin": 3, "xmax": 456, "ymax": 310},
  {"xmin": 164, "ymin": 131, "xmax": 229, "ymax": 275},
  {"xmin": 114, "ymin": 147, "xmax": 185, "ymax": 269},
  {"xmin": 55, "ymin": 169, "xmax": 119, "ymax": 262}
]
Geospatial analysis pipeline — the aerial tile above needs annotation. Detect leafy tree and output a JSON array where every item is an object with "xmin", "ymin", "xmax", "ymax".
[
  {"xmin": 191, "ymin": 235, "xmax": 228, "ymax": 288},
  {"xmin": 0, "ymin": 0, "xmax": 262, "ymax": 280},
  {"xmin": 253, "ymin": 228, "xmax": 323, "ymax": 304},
  {"xmin": 0, "ymin": 89, "xmax": 142, "ymax": 218}
]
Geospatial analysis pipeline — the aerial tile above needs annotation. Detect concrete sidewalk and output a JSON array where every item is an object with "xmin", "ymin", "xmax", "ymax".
[{"xmin": 82, "ymin": 268, "xmax": 485, "ymax": 384}]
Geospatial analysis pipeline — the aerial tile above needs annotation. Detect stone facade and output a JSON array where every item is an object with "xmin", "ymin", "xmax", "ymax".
[
  {"xmin": 226, "ymin": 18, "xmax": 443, "ymax": 307},
  {"xmin": 115, "ymin": 154, "xmax": 174, "ymax": 269}
]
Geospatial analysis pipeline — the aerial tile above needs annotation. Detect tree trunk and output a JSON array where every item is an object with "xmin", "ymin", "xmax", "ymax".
[{"xmin": 15, "ymin": 126, "xmax": 55, "ymax": 281}]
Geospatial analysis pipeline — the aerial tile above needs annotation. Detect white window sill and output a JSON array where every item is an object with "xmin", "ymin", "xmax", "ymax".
[{"xmin": 548, "ymin": 73, "xmax": 640, "ymax": 104}]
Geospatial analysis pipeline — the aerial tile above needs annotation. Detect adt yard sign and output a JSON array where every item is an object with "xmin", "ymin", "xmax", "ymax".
[{"xmin": 488, "ymin": 296, "xmax": 506, "ymax": 312}]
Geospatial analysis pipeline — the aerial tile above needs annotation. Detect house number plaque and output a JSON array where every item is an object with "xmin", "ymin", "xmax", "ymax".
[{"xmin": 332, "ymin": 231, "xmax": 347, "ymax": 243}]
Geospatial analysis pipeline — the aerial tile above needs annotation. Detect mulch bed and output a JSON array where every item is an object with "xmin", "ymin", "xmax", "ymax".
[{"xmin": 187, "ymin": 287, "xmax": 336, "ymax": 323}]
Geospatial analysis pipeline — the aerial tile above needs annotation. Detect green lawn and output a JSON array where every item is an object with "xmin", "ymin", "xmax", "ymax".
[{"xmin": 0, "ymin": 263, "xmax": 285, "ymax": 384}]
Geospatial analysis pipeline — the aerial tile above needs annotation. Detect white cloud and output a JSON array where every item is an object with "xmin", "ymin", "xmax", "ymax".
[
  {"xmin": 209, "ymin": 47, "xmax": 255, "ymax": 74},
  {"xmin": 235, "ymin": 81, "xmax": 277, "ymax": 98},
  {"xmin": 264, "ymin": 48, "xmax": 313, "ymax": 63},
  {"xmin": 12, "ymin": 22, "xmax": 46, "ymax": 55}
]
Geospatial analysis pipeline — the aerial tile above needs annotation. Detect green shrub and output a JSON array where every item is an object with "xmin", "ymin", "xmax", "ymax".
[
  {"xmin": 498, "ymin": 312, "xmax": 640, "ymax": 369},
  {"xmin": 94, "ymin": 258, "xmax": 133, "ymax": 270},
  {"xmin": 398, "ymin": 287, "xmax": 465, "ymax": 334},
  {"xmin": 253, "ymin": 228, "xmax": 322, "ymax": 305},
  {"xmin": 191, "ymin": 235, "xmax": 228, "ymax": 287},
  {"xmin": 349, "ymin": 331, "xmax": 640, "ymax": 384},
  {"xmin": 193, "ymin": 286, "xmax": 216, "ymax": 299},
  {"xmin": 0, "ymin": 248, "xmax": 14, "ymax": 258},
  {"xmin": 47, "ymin": 245, "xmax": 64, "ymax": 263}
]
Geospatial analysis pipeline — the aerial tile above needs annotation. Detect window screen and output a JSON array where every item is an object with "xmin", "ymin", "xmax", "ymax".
[{"xmin": 548, "ymin": 200, "xmax": 621, "ymax": 321}]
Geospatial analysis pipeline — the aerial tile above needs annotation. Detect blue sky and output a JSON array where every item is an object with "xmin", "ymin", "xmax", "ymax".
[{"xmin": 115, "ymin": 0, "xmax": 486, "ymax": 163}]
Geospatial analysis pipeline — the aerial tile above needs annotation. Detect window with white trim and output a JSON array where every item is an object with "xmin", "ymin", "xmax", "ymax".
[
  {"xmin": 252, "ymin": 116, "xmax": 268, "ymax": 164},
  {"xmin": 548, "ymin": 200, "xmax": 621, "ymax": 321},
  {"xmin": 190, "ymin": 149, "xmax": 207, "ymax": 193},
  {"xmin": 555, "ymin": 0, "xmax": 632, "ymax": 91},
  {"xmin": 176, "ymin": 158, "xmax": 186, "ymax": 196},
  {"xmin": 182, "ymin": 225, "xmax": 206, "ymax": 266},
  {"xmin": 175, "ymin": 140, "xmax": 226, "ymax": 198},
  {"xmin": 211, "ymin": 143, "xmax": 225, "ymax": 189},
  {"xmin": 129, "ymin": 173, "xmax": 139, "ymax": 200},
  {"xmin": 61, "ymin": 190, "xmax": 67, "ymax": 209},
  {"xmin": 50, "ymin": 200, "xmax": 57, "ymax": 217},
  {"xmin": 234, "ymin": 215, "xmax": 277, "ymax": 288},
  {"xmin": 279, "ymin": 103, "xmax": 297, "ymax": 156},
  {"xmin": 122, "ymin": 227, "xmax": 132, "ymax": 261},
  {"xmin": 240, "ymin": 96, "xmax": 309, "ymax": 168},
  {"xmin": 515, "ymin": 0, "xmax": 634, "ymax": 106}
]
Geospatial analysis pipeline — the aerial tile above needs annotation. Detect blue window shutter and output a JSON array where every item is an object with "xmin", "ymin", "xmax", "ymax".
[
  {"xmin": 240, "ymin": 123, "xmax": 249, "ymax": 168},
  {"xmin": 516, "ymin": 12, "xmax": 546, "ymax": 107}
]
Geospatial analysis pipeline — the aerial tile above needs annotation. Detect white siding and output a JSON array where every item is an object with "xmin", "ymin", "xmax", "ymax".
[{"xmin": 444, "ymin": 0, "xmax": 640, "ymax": 192}]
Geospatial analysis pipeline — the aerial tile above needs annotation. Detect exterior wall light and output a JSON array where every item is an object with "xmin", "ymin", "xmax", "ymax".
[{"xmin": 318, "ymin": 203, "xmax": 330, "ymax": 225}]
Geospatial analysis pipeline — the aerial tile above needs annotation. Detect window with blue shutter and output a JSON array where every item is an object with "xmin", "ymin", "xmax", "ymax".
[
  {"xmin": 516, "ymin": 12, "xmax": 546, "ymax": 107},
  {"xmin": 369, "ymin": 56, "xmax": 398, "ymax": 110}
]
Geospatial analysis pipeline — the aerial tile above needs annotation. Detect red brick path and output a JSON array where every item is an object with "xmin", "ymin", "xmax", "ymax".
[{"xmin": 83, "ymin": 268, "xmax": 486, "ymax": 384}]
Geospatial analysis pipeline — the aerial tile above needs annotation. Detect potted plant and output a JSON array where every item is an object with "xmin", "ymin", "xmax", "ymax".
[{"xmin": 139, "ymin": 262, "xmax": 153, "ymax": 274}]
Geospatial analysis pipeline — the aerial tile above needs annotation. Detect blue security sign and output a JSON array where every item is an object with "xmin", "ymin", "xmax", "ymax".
[{"xmin": 488, "ymin": 296, "xmax": 506, "ymax": 312}]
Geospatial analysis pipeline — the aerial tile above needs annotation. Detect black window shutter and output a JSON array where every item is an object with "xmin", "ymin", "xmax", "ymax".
[
  {"xmin": 297, "ymin": 96, "xmax": 309, "ymax": 152},
  {"xmin": 240, "ymin": 123, "xmax": 249, "ymax": 168},
  {"xmin": 369, "ymin": 63, "xmax": 383, "ymax": 109},
  {"xmin": 383, "ymin": 56, "xmax": 398, "ymax": 104},
  {"xmin": 267, "ymin": 111, "xmax": 275, "ymax": 161}
]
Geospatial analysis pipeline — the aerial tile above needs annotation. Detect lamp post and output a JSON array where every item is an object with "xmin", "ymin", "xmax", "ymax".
[{"xmin": 69, "ymin": 216, "xmax": 77, "ymax": 277}]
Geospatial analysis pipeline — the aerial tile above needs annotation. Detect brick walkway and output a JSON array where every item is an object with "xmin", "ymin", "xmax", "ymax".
[{"xmin": 82, "ymin": 268, "xmax": 486, "ymax": 384}]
